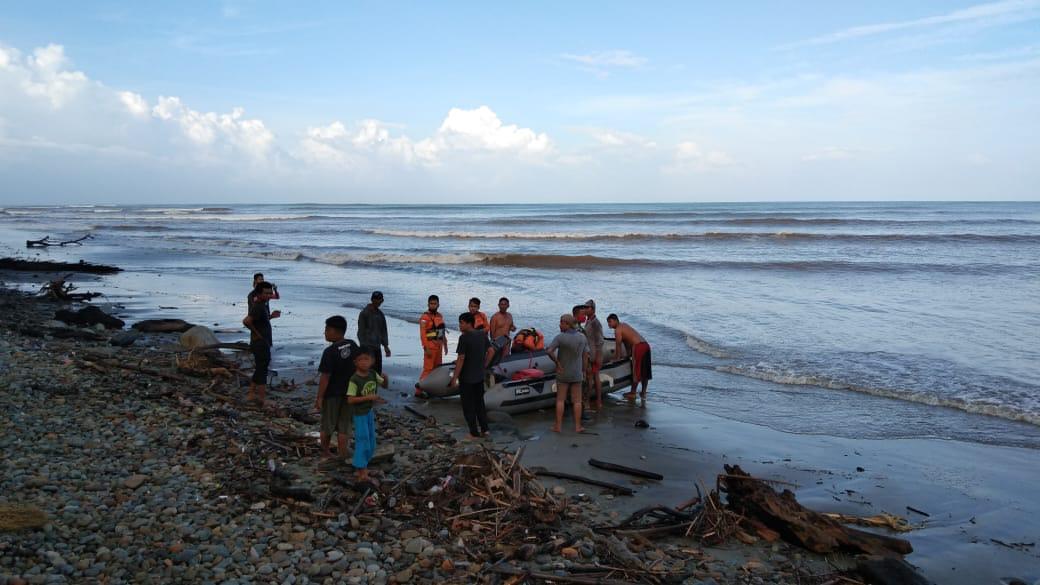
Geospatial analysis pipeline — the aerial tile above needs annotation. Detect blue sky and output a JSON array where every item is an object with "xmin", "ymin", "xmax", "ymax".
[{"xmin": 1, "ymin": 1, "xmax": 1038, "ymax": 203}]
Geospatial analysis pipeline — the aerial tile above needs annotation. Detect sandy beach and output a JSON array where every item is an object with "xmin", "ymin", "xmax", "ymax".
[{"xmin": 2, "ymin": 259, "xmax": 1039, "ymax": 585}]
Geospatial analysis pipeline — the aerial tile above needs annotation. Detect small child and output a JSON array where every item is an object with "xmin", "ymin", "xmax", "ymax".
[
  {"xmin": 316, "ymin": 316, "xmax": 359, "ymax": 460},
  {"xmin": 347, "ymin": 346, "xmax": 389, "ymax": 483}
]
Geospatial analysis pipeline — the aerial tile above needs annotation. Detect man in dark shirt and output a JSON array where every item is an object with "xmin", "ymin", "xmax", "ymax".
[
  {"xmin": 247, "ymin": 272, "xmax": 280, "ymax": 311},
  {"xmin": 315, "ymin": 315, "xmax": 359, "ymax": 459},
  {"xmin": 243, "ymin": 282, "xmax": 280, "ymax": 406},
  {"xmin": 449, "ymin": 312, "xmax": 495, "ymax": 440},
  {"xmin": 357, "ymin": 291, "xmax": 391, "ymax": 373}
]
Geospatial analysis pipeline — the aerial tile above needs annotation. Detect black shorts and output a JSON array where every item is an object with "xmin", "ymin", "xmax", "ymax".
[{"xmin": 251, "ymin": 341, "xmax": 271, "ymax": 384}]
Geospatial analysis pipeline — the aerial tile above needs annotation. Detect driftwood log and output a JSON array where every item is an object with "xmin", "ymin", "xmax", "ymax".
[
  {"xmin": 54, "ymin": 306, "xmax": 125, "ymax": 329},
  {"xmin": 722, "ymin": 464, "xmax": 912, "ymax": 556},
  {"xmin": 588, "ymin": 459, "xmax": 663, "ymax": 481},
  {"xmin": 529, "ymin": 467, "xmax": 635, "ymax": 496},
  {"xmin": 38, "ymin": 278, "xmax": 102, "ymax": 301},
  {"xmin": 0, "ymin": 257, "xmax": 121, "ymax": 274},
  {"xmin": 26, "ymin": 234, "xmax": 93, "ymax": 248}
]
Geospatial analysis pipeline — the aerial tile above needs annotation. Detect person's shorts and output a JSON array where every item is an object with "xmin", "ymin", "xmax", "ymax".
[
  {"xmin": 632, "ymin": 342, "xmax": 652, "ymax": 383},
  {"xmin": 320, "ymin": 396, "xmax": 353, "ymax": 435},
  {"xmin": 250, "ymin": 341, "xmax": 271, "ymax": 384}
]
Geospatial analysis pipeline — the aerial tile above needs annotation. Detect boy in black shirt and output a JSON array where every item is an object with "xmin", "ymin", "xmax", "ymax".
[
  {"xmin": 243, "ymin": 282, "xmax": 280, "ymax": 406},
  {"xmin": 449, "ymin": 312, "xmax": 495, "ymax": 440},
  {"xmin": 315, "ymin": 315, "xmax": 359, "ymax": 460}
]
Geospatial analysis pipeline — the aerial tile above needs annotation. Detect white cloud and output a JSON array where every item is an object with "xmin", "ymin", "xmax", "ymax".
[
  {"xmin": 582, "ymin": 128, "xmax": 657, "ymax": 149},
  {"xmin": 779, "ymin": 0, "xmax": 1040, "ymax": 49},
  {"xmin": 1, "ymin": 43, "xmax": 90, "ymax": 108},
  {"xmin": 664, "ymin": 141, "xmax": 734, "ymax": 173},
  {"xmin": 118, "ymin": 91, "xmax": 149, "ymax": 117},
  {"xmin": 423, "ymin": 106, "xmax": 551, "ymax": 157},
  {"xmin": 561, "ymin": 50, "xmax": 647, "ymax": 77},
  {"xmin": 151, "ymin": 96, "xmax": 274, "ymax": 158},
  {"xmin": 298, "ymin": 107, "xmax": 552, "ymax": 169}
]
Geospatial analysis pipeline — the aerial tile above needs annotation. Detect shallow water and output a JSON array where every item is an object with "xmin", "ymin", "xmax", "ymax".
[{"xmin": 2, "ymin": 201, "xmax": 1039, "ymax": 448}]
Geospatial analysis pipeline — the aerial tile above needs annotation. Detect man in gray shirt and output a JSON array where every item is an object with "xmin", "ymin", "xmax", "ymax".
[
  {"xmin": 357, "ymin": 291, "xmax": 391, "ymax": 373},
  {"xmin": 582, "ymin": 299, "xmax": 605, "ymax": 410},
  {"xmin": 547, "ymin": 314, "xmax": 590, "ymax": 433}
]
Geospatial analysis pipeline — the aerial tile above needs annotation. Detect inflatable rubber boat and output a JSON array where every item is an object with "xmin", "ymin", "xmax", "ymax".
[
  {"xmin": 417, "ymin": 337, "xmax": 619, "ymax": 397},
  {"xmin": 482, "ymin": 355, "xmax": 633, "ymax": 414}
]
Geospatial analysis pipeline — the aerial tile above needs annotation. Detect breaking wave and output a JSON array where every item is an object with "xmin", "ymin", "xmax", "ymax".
[
  {"xmin": 365, "ymin": 228, "xmax": 1040, "ymax": 244},
  {"xmin": 715, "ymin": 364, "xmax": 1040, "ymax": 427}
]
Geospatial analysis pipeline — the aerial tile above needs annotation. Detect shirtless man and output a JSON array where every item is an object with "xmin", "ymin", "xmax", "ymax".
[
  {"xmin": 488, "ymin": 297, "xmax": 516, "ymax": 353},
  {"xmin": 606, "ymin": 314, "xmax": 652, "ymax": 404}
]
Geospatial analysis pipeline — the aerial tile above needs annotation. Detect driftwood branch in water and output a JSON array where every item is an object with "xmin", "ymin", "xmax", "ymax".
[
  {"xmin": 26, "ymin": 234, "xmax": 93, "ymax": 248},
  {"xmin": 721, "ymin": 464, "xmax": 913, "ymax": 556},
  {"xmin": 38, "ymin": 277, "xmax": 102, "ymax": 301}
]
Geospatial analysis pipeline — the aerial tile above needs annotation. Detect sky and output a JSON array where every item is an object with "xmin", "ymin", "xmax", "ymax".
[{"xmin": 1, "ymin": 1, "xmax": 1038, "ymax": 204}]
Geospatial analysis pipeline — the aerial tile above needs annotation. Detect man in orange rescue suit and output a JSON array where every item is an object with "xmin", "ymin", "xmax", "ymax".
[{"xmin": 416, "ymin": 294, "xmax": 448, "ymax": 395}]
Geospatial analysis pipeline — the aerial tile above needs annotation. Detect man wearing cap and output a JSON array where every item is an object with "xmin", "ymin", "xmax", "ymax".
[
  {"xmin": 358, "ymin": 291, "xmax": 391, "ymax": 374},
  {"xmin": 583, "ymin": 299, "xmax": 605, "ymax": 410}
]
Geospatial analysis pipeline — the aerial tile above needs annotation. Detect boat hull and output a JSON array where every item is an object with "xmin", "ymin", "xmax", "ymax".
[
  {"xmin": 482, "ymin": 357, "xmax": 632, "ymax": 415},
  {"xmin": 418, "ymin": 339, "xmax": 619, "ymax": 398}
]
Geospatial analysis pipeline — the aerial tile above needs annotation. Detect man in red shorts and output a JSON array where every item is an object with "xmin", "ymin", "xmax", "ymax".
[{"xmin": 607, "ymin": 314, "xmax": 651, "ymax": 404}]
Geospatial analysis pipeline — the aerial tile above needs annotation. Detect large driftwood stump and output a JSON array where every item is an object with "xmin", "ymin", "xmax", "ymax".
[{"xmin": 722, "ymin": 464, "xmax": 912, "ymax": 556}]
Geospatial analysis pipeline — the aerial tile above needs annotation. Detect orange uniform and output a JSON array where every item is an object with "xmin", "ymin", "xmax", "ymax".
[
  {"xmin": 473, "ymin": 311, "xmax": 489, "ymax": 333},
  {"xmin": 419, "ymin": 310, "xmax": 446, "ymax": 380}
]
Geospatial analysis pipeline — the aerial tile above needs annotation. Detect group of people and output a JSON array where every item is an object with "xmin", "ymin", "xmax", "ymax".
[
  {"xmin": 244, "ymin": 274, "xmax": 395, "ymax": 481},
  {"xmin": 242, "ymin": 272, "xmax": 652, "ymax": 479}
]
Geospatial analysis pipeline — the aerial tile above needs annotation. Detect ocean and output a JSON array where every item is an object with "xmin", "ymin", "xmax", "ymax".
[{"xmin": 2, "ymin": 201, "xmax": 1039, "ymax": 448}]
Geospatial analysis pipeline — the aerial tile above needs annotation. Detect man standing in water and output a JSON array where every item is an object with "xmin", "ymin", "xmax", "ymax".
[
  {"xmin": 547, "ymin": 314, "xmax": 589, "ymax": 433},
  {"xmin": 607, "ymin": 314, "xmax": 651, "ymax": 404},
  {"xmin": 489, "ymin": 297, "xmax": 516, "ymax": 353},
  {"xmin": 417, "ymin": 294, "xmax": 447, "ymax": 395},
  {"xmin": 358, "ymin": 291, "xmax": 391, "ymax": 374},
  {"xmin": 583, "ymin": 299, "xmax": 605, "ymax": 410},
  {"xmin": 243, "ymin": 282, "xmax": 280, "ymax": 406}
]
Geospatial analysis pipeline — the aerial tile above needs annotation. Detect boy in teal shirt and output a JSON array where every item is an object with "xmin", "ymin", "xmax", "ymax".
[{"xmin": 347, "ymin": 346, "xmax": 389, "ymax": 483}]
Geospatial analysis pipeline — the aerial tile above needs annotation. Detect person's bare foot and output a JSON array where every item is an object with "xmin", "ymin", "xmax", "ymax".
[
  {"xmin": 481, "ymin": 431, "xmax": 491, "ymax": 440},
  {"xmin": 463, "ymin": 434, "xmax": 481, "ymax": 441},
  {"xmin": 550, "ymin": 426, "xmax": 561, "ymax": 433},
  {"xmin": 575, "ymin": 426, "xmax": 586, "ymax": 433},
  {"xmin": 623, "ymin": 392, "xmax": 637, "ymax": 402}
]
